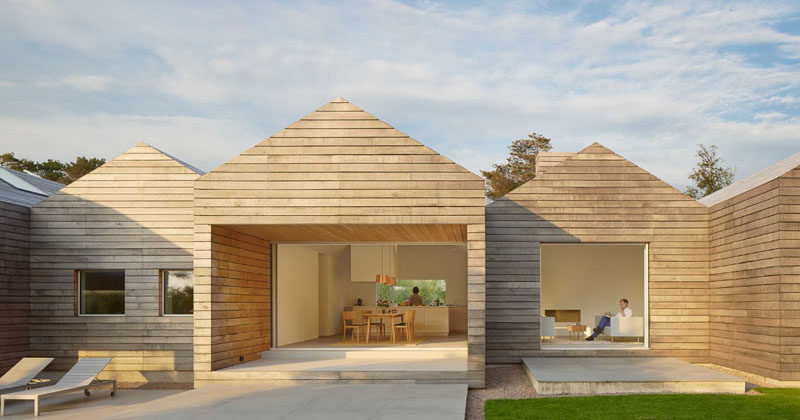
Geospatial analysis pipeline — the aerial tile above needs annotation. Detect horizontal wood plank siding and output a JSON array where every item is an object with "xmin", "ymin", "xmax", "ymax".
[
  {"xmin": 0, "ymin": 202, "xmax": 30, "ymax": 374},
  {"xmin": 780, "ymin": 167, "xmax": 800, "ymax": 381},
  {"xmin": 208, "ymin": 226, "xmax": 270, "ymax": 371},
  {"xmin": 28, "ymin": 144, "xmax": 199, "ymax": 382},
  {"xmin": 708, "ymin": 178, "xmax": 782, "ymax": 379},
  {"xmin": 193, "ymin": 98, "xmax": 486, "ymax": 387},
  {"xmin": 486, "ymin": 143, "xmax": 710, "ymax": 363}
]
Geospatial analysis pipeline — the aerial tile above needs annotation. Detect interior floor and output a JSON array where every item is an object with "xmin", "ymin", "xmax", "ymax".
[
  {"xmin": 279, "ymin": 333, "xmax": 468, "ymax": 349},
  {"xmin": 542, "ymin": 335, "xmax": 645, "ymax": 350}
]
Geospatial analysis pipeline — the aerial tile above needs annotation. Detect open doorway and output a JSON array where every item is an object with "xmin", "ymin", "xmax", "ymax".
[
  {"xmin": 540, "ymin": 243, "xmax": 648, "ymax": 350},
  {"xmin": 271, "ymin": 243, "xmax": 468, "ymax": 352}
]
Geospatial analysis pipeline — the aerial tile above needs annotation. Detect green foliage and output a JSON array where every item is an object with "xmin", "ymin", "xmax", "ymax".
[
  {"xmin": 81, "ymin": 291, "xmax": 125, "ymax": 314},
  {"xmin": 166, "ymin": 286, "xmax": 194, "ymax": 314},
  {"xmin": 0, "ymin": 152, "xmax": 105, "ymax": 184},
  {"xmin": 376, "ymin": 279, "xmax": 446, "ymax": 305},
  {"xmin": 685, "ymin": 144, "xmax": 735, "ymax": 199},
  {"xmin": 481, "ymin": 132, "xmax": 552, "ymax": 200},
  {"xmin": 484, "ymin": 388, "xmax": 800, "ymax": 420}
]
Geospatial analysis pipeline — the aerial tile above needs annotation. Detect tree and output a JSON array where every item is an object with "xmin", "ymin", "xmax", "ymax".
[
  {"xmin": 63, "ymin": 156, "xmax": 105, "ymax": 183},
  {"xmin": 1, "ymin": 152, "xmax": 37, "ymax": 173},
  {"xmin": 685, "ymin": 144, "xmax": 735, "ymax": 199},
  {"xmin": 481, "ymin": 132, "xmax": 553, "ymax": 200},
  {"xmin": 0, "ymin": 152, "xmax": 105, "ymax": 184}
]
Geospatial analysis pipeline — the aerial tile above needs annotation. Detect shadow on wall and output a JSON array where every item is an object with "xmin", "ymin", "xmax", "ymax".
[
  {"xmin": 29, "ymin": 193, "xmax": 195, "ymax": 382},
  {"xmin": 485, "ymin": 198, "xmax": 578, "ymax": 362}
]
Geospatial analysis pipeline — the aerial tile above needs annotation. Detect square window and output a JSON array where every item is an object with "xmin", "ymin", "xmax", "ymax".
[
  {"xmin": 163, "ymin": 270, "xmax": 193, "ymax": 315},
  {"xmin": 80, "ymin": 270, "xmax": 125, "ymax": 315}
]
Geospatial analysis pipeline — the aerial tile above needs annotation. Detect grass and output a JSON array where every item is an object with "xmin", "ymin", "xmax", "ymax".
[{"xmin": 484, "ymin": 388, "xmax": 800, "ymax": 420}]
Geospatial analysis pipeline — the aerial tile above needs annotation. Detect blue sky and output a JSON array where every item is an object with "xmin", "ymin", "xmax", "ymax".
[{"xmin": 0, "ymin": 0, "xmax": 799, "ymax": 189}]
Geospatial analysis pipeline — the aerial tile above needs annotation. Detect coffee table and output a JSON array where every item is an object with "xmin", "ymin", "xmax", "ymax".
[{"xmin": 567, "ymin": 324, "xmax": 587, "ymax": 341}]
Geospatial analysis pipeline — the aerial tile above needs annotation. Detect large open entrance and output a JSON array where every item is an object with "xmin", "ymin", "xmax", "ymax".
[
  {"xmin": 196, "ymin": 224, "xmax": 472, "ymax": 385},
  {"xmin": 268, "ymin": 242, "xmax": 467, "ymax": 372},
  {"xmin": 540, "ymin": 243, "xmax": 648, "ymax": 350}
]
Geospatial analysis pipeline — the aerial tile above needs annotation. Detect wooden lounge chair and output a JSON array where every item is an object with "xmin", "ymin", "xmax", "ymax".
[
  {"xmin": 0, "ymin": 358, "xmax": 53, "ymax": 395},
  {"xmin": 1, "ymin": 357, "xmax": 115, "ymax": 417}
]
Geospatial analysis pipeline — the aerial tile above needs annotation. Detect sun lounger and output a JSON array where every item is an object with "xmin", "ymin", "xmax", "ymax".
[
  {"xmin": 0, "ymin": 358, "xmax": 53, "ymax": 395},
  {"xmin": 1, "ymin": 357, "xmax": 115, "ymax": 417}
]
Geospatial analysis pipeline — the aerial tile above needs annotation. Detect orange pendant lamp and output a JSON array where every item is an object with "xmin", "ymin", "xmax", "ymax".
[{"xmin": 375, "ymin": 245, "xmax": 397, "ymax": 285}]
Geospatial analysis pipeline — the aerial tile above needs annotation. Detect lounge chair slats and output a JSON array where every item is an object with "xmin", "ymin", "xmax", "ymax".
[
  {"xmin": 0, "ymin": 358, "xmax": 53, "ymax": 393},
  {"xmin": 0, "ymin": 357, "xmax": 115, "ymax": 417}
]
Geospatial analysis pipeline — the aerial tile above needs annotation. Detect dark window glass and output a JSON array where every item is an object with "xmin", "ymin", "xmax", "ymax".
[
  {"xmin": 80, "ymin": 270, "xmax": 125, "ymax": 315},
  {"xmin": 164, "ymin": 270, "xmax": 193, "ymax": 315}
]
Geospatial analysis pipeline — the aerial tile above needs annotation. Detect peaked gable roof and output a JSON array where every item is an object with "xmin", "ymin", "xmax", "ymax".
[
  {"xmin": 202, "ymin": 97, "xmax": 481, "ymax": 181},
  {"xmin": 40, "ymin": 142, "xmax": 202, "ymax": 202},
  {"xmin": 502, "ymin": 142, "xmax": 702, "ymax": 207},
  {"xmin": 0, "ymin": 167, "xmax": 63, "ymax": 207},
  {"xmin": 699, "ymin": 150, "xmax": 800, "ymax": 207}
]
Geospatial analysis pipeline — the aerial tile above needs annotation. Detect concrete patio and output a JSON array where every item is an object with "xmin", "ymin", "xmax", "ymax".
[
  {"xmin": 0, "ymin": 384, "xmax": 467, "ymax": 419},
  {"xmin": 523, "ymin": 357, "xmax": 746, "ymax": 395}
]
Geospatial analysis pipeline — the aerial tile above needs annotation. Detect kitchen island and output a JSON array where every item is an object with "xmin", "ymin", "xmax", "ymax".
[{"xmin": 352, "ymin": 306, "xmax": 449, "ymax": 336}]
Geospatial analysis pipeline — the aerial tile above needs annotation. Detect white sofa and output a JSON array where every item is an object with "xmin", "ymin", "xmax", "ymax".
[
  {"xmin": 541, "ymin": 316, "xmax": 556, "ymax": 341},
  {"xmin": 594, "ymin": 315, "xmax": 644, "ymax": 341}
]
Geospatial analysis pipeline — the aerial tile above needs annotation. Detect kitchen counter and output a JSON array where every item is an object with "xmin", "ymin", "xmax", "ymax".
[{"xmin": 353, "ymin": 306, "xmax": 449, "ymax": 336}]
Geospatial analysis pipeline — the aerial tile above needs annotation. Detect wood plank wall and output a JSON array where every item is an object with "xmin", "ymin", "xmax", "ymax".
[
  {"xmin": 780, "ymin": 167, "xmax": 800, "ymax": 381},
  {"xmin": 193, "ymin": 98, "xmax": 487, "ymax": 387},
  {"xmin": 486, "ymin": 143, "xmax": 710, "ymax": 363},
  {"xmin": 28, "ymin": 144, "xmax": 200, "ymax": 382},
  {"xmin": 0, "ymin": 202, "xmax": 30, "ymax": 374},
  {"xmin": 708, "ymin": 178, "xmax": 782, "ymax": 379},
  {"xmin": 209, "ymin": 226, "xmax": 271, "ymax": 370}
]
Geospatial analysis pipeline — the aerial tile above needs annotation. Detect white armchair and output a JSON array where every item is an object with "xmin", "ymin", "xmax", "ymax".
[
  {"xmin": 541, "ymin": 316, "xmax": 556, "ymax": 342},
  {"xmin": 594, "ymin": 315, "xmax": 644, "ymax": 341}
]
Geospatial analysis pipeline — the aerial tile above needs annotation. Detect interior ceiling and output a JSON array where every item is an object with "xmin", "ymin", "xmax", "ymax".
[{"xmin": 226, "ymin": 224, "xmax": 467, "ymax": 243}]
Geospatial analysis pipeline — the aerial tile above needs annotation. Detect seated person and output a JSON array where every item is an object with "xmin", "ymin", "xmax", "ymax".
[{"xmin": 585, "ymin": 298, "xmax": 631, "ymax": 341}]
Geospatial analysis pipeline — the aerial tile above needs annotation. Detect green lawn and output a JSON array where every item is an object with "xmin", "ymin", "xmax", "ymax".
[{"xmin": 484, "ymin": 388, "xmax": 800, "ymax": 420}]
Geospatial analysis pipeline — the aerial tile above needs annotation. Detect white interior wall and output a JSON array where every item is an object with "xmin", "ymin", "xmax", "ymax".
[
  {"xmin": 541, "ymin": 244, "xmax": 645, "ymax": 330},
  {"xmin": 276, "ymin": 244, "xmax": 319, "ymax": 346},
  {"xmin": 397, "ymin": 245, "xmax": 467, "ymax": 305},
  {"xmin": 317, "ymin": 246, "xmax": 350, "ymax": 336}
]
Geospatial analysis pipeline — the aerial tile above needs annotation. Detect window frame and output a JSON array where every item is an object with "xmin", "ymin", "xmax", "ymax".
[
  {"xmin": 76, "ymin": 269, "xmax": 126, "ymax": 317},
  {"xmin": 160, "ymin": 269, "xmax": 194, "ymax": 317}
]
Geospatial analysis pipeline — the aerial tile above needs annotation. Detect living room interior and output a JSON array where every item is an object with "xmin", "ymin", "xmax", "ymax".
[{"xmin": 540, "ymin": 243, "xmax": 647, "ymax": 349}]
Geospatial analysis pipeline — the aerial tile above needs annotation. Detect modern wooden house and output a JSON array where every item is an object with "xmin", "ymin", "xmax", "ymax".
[
  {"xmin": 2, "ymin": 98, "xmax": 798, "ymax": 388},
  {"xmin": 27, "ymin": 144, "xmax": 202, "ymax": 382},
  {"xmin": 191, "ymin": 98, "xmax": 485, "ymax": 387},
  {"xmin": 485, "ymin": 143, "xmax": 800, "ymax": 384}
]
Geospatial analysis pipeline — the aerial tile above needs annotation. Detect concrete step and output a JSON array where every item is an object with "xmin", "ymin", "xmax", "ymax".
[{"xmin": 522, "ymin": 357, "xmax": 745, "ymax": 395}]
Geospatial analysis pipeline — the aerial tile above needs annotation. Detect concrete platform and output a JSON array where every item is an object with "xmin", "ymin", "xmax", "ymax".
[
  {"xmin": 0, "ymin": 384, "xmax": 467, "ymax": 419},
  {"xmin": 196, "ymin": 344, "xmax": 470, "ymax": 387},
  {"xmin": 523, "ymin": 357, "xmax": 745, "ymax": 395}
]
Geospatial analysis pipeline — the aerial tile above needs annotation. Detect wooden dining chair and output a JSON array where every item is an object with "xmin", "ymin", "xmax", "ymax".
[
  {"xmin": 342, "ymin": 310, "xmax": 366, "ymax": 343},
  {"xmin": 392, "ymin": 310, "xmax": 416, "ymax": 343},
  {"xmin": 361, "ymin": 310, "xmax": 384, "ymax": 342}
]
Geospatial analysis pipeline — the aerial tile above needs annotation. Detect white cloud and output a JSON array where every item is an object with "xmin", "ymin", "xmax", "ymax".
[
  {"xmin": 60, "ymin": 74, "xmax": 114, "ymax": 92},
  {"xmin": 35, "ymin": 75, "xmax": 115, "ymax": 92},
  {"xmin": 0, "ymin": 113, "xmax": 261, "ymax": 171},
  {"xmin": 0, "ymin": 0, "xmax": 798, "ymax": 188}
]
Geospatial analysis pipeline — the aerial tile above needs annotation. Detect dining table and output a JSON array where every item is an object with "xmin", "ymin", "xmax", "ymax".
[{"xmin": 362, "ymin": 312, "xmax": 404, "ymax": 344}]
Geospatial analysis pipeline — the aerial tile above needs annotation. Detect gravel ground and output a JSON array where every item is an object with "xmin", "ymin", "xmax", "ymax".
[{"xmin": 466, "ymin": 364, "xmax": 538, "ymax": 420}]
